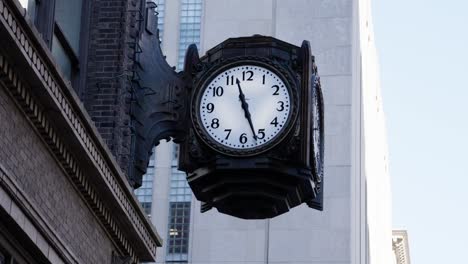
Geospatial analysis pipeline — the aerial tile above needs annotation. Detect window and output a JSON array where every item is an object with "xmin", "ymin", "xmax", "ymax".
[
  {"xmin": 140, "ymin": 202, "xmax": 152, "ymax": 215},
  {"xmin": 166, "ymin": 202, "xmax": 191, "ymax": 262},
  {"xmin": 24, "ymin": 0, "xmax": 89, "ymax": 95},
  {"xmin": 177, "ymin": 0, "xmax": 202, "ymax": 70},
  {"xmin": 51, "ymin": 0, "xmax": 83, "ymax": 80},
  {"xmin": 166, "ymin": 169, "xmax": 192, "ymax": 262},
  {"xmin": 169, "ymin": 171, "xmax": 192, "ymax": 203},
  {"xmin": 51, "ymin": 34, "xmax": 73, "ymax": 79},
  {"xmin": 134, "ymin": 149, "xmax": 156, "ymax": 216},
  {"xmin": 18, "ymin": 0, "xmax": 36, "ymax": 20},
  {"xmin": 54, "ymin": 0, "xmax": 83, "ymax": 54}
]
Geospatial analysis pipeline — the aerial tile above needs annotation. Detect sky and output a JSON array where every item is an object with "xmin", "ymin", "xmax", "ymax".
[{"xmin": 372, "ymin": 0, "xmax": 468, "ymax": 263}]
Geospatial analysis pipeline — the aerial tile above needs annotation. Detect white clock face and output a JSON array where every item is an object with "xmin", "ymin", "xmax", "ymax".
[{"xmin": 198, "ymin": 65, "xmax": 292, "ymax": 151}]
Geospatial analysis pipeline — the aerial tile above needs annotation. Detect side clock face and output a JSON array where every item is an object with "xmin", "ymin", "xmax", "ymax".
[
  {"xmin": 312, "ymin": 81, "xmax": 324, "ymax": 180},
  {"xmin": 195, "ymin": 64, "xmax": 294, "ymax": 155}
]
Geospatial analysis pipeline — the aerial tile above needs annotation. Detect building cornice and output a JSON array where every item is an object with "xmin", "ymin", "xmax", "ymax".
[
  {"xmin": 0, "ymin": 0, "xmax": 162, "ymax": 262},
  {"xmin": 392, "ymin": 230, "xmax": 411, "ymax": 264}
]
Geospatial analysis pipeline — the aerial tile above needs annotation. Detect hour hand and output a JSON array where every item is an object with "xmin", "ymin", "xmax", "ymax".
[{"xmin": 236, "ymin": 79, "xmax": 257, "ymax": 140}]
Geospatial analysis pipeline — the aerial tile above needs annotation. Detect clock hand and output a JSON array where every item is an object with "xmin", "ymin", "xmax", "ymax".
[{"xmin": 236, "ymin": 78, "xmax": 257, "ymax": 140}]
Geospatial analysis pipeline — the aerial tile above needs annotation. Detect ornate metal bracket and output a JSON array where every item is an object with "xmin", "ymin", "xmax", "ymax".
[{"xmin": 129, "ymin": 4, "xmax": 196, "ymax": 187}]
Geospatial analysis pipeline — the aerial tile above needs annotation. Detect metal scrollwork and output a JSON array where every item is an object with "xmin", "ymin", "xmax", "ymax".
[{"xmin": 129, "ymin": 5, "xmax": 195, "ymax": 187}]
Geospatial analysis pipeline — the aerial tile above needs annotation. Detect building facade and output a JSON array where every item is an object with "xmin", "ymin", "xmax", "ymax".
[
  {"xmin": 137, "ymin": 0, "xmax": 393, "ymax": 264},
  {"xmin": 0, "ymin": 0, "xmax": 163, "ymax": 263},
  {"xmin": 392, "ymin": 230, "xmax": 411, "ymax": 264}
]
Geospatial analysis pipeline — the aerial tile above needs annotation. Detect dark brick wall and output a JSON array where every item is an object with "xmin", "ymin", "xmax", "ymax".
[
  {"xmin": 83, "ymin": 0, "xmax": 143, "ymax": 186},
  {"xmin": 0, "ymin": 87, "xmax": 116, "ymax": 263}
]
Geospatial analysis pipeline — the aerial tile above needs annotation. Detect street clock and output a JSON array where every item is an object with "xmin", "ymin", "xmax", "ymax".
[
  {"xmin": 177, "ymin": 35, "xmax": 324, "ymax": 219},
  {"xmin": 131, "ymin": 7, "xmax": 323, "ymax": 218}
]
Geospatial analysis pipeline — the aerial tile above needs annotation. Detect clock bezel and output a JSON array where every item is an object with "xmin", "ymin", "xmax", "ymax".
[{"xmin": 191, "ymin": 57, "xmax": 299, "ymax": 157}]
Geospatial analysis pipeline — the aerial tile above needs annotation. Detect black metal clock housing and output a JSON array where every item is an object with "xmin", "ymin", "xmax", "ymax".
[{"xmin": 179, "ymin": 36, "xmax": 324, "ymax": 219}]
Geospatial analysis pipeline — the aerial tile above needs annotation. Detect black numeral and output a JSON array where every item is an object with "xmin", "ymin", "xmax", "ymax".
[
  {"xmin": 262, "ymin": 75, "xmax": 265, "ymax": 84},
  {"xmin": 239, "ymin": 133, "xmax": 247, "ymax": 144},
  {"xmin": 226, "ymin": 75, "xmax": 234, "ymax": 85},
  {"xmin": 207, "ymin": 103, "xmax": 214, "ymax": 113},
  {"xmin": 211, "ymin": 118, "xmax": 220, "ymax": 129},
  {"xmin": 270, "ymin": 117, "xmax": 278, "ymax": 127},
  {"xmin": 224, "ymin": 129, "xmax": 232, "ymax": 139},
  {"xmin": 271, "ymin": 85, "xmax": 280, "ymax": 95},
  {"xmin": 212, "ymin": 86, "xmax": 224, "ymax": 97},
  {"xmin": 277, "ymin": 101, "xmax": 285, "ymax": 111},
  {"xmin": 257, "ymin": 129, "xmax": 265, "ymax": 139},
  {"xmin": 242, "ymin": 70, "xmax": 254, "ymax": 81}
]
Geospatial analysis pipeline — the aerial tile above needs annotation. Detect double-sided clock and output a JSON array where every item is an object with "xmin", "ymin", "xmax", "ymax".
[
  {"xmin": 192, "ymin": 61, "xmax": 298, "ymax": 156},
  {"xmin": 179, "ymin": 36, "xmax": 324, "ymax": 219}
]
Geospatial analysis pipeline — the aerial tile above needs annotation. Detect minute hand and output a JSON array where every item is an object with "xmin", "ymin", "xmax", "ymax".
[{"xmin": 236, "ymin": 79, "xmax": 257, "ymax": 140}]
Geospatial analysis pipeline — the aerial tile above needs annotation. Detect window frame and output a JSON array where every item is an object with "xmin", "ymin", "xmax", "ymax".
[
  {"xmin": 32, "ymin": 0, "xmax": 91, "ymax": 97},
  {"xmin": 166, "ymin": 201, "xmax": 191, "ymax": 262}
]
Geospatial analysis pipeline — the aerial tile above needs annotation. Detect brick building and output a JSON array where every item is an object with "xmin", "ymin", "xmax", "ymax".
[{"xmin": 0, "ymin": 0, "xmax": 163, "ymax": 263}]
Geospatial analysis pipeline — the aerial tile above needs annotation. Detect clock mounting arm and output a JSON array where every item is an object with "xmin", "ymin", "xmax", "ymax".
[{"xmin": 129, "ymin": 13, "xmax": 200, "ymax": 187}]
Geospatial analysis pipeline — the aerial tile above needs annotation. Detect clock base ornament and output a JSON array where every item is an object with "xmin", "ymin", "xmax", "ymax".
[
  {"xmin": 178, "ymin": 36, "xmax": 324, "ymax": 219},
  {"xmin": 187, "ymin": 158, "xmax": 318, "ymax": 219}
]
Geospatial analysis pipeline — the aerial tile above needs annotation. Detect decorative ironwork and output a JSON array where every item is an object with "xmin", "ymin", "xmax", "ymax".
[{"xmin": 130, "ymin": 3, "xmax": 195, "ymax": 188}]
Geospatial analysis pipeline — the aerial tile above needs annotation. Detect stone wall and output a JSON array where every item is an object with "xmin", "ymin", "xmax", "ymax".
[{"xmin": 0, "ymin": 86, "xmax": 116, "ymax": 263}]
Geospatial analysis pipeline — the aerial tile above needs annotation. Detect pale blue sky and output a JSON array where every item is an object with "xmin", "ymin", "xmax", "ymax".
[{"xmin": 372, "ymin": 0, "xmax": 468, "ymax": 263}]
